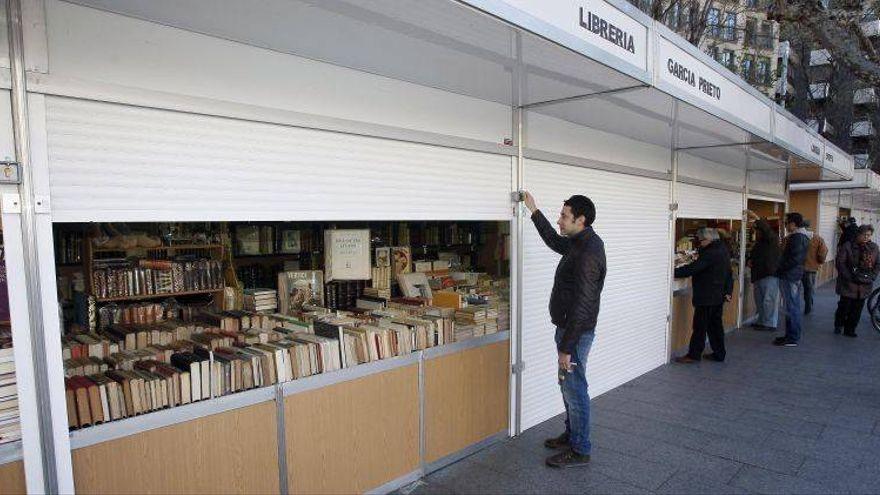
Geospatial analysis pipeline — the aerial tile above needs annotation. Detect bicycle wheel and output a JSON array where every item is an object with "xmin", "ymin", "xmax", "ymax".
[{"xmin": 868, "ymin": 286, "xmax": 880, "ymax": 333}]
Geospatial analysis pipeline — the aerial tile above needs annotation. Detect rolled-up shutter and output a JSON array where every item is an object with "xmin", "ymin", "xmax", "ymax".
[
  {"xmin": 45, "ymin": 96, "xmax": 514, "ymax": 222},
  {"xmin": 677, "ymin": 183, "xmax": 743, "ymax": 220},
  {"xmin": 520, "ymin": 159, "xmax": 670, "ymax": 431}
]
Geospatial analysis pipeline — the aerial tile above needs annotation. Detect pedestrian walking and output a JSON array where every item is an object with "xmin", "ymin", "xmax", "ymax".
[{"xmin": 834, "ymin": 225, "xmax": 880, "ymax": 337}]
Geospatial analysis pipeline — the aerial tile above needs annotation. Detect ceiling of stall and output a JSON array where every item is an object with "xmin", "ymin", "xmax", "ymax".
[{"xmin": 64, "ymin": 0, "xmax": 806, "ymax": 171}]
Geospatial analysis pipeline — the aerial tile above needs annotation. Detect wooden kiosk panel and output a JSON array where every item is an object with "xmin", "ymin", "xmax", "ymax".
[
  {"xmin": 425, "ymin": 341, "xmax": 509, "ymax": 463},
  {"xmin": 284, "ymin": 364, "xmax": 419, "ymax": 495},
  {"xmin": 0, "ymin": 460, "xmax": 26, "ymax": 495},
  {"xmin": 72, "ymin": 402, "xmax": 279, "ymax": 494}
]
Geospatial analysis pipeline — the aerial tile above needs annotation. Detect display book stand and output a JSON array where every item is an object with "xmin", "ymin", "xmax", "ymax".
[{"xmin": 83, "ymin": 242, "xmax": 226, "ymax": 304}]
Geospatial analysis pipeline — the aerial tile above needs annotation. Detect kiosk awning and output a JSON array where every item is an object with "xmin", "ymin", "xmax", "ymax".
[{"xmin": 64, "ymin": 0, "xmax": 853, "ymax": 179}]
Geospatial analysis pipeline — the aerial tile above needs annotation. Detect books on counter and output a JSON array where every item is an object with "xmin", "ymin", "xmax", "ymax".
[{"xmin": 243, "ymin": 288, "xmax": 277, "ymax": 313}]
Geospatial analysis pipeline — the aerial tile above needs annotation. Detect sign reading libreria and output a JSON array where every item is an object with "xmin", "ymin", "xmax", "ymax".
[
  {"xmin": 496, "ymin": 0, "xmax": 648, "ymax": 71},
  {"xmin": 657, "ymin": 36, "xmax": 771, "ymax": 134}
]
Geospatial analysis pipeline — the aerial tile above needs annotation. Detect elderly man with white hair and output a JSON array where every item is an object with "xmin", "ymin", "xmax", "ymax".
[{"xmin": 673, "ymin": 227, "xmax": 734, "ymax": 363}]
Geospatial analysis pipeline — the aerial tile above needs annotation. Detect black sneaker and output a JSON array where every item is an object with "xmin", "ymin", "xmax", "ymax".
[
  {"xmin": 543, "ymin": 433, "xmax": 569, "ymax": 450},
  {"xmin": 834, "ymin": 327, "xmax": 842, "ymax": 335},
  {"xmin": 772, "ymin": 337, "xmax": 787, "ymax": 346},
  {"xmin": 702, "ymin": 353, "xmax": 725, "ymax": 362},
  {"xmin": 843, "ymin": 332, "xmax": 858, "ymax": 338},
  {"xmin": 546, "ymin": 449, "xmax": 591, "ymax": 468}
]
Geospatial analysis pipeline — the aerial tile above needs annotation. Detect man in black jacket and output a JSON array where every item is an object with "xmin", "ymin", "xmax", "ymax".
[
  {"xmin": 774, "ymin": 212, "xmax": 810, "ymax": 347},
  {"xmin": 673, "ymin": 228, "xmax": 733, "ymax": 363},
  {"xmin": 523, "ymin": 190, "xmax": 606, "ymax": 469}
]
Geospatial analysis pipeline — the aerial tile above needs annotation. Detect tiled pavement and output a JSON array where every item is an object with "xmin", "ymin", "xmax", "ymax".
[{"xmin": 400, "ymin": 285, "xmax": 880, "ymax": 494}]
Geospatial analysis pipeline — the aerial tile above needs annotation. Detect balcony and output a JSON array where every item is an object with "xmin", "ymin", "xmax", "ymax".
[
  {"xmin": 854, "ymin": 87, "xmax": 877, "ymax": 105},
  {"xmin": 854, "ymin": 154, "xmax": 870, "ymax": 169},
  {"xmin": 852, "ymin": 120, "xmax": 875, "ymax": 137},
  {"xmin": 807, "ymin": 118, "xmax": 834, "ymax": 134},
  {"xmin": 810, "ymin": 49, "xmax": 831, "ymax": 66},
  {"xmin": 809, "ymin": 83, "xmax": 829, "ymax": 99},
  {"xmin": 862, "ymin": 19, "xmax": 880, "ymax": 37}
]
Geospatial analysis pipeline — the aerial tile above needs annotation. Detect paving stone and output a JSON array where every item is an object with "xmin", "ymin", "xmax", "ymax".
[
  {"xmin": 729, "ymin": 465, "xmax": 843, "ymax": 495},
  {"xmin": 419, "ymin": 286, "xmax": 880, "ymax": 495},
  {"xmin": 656, "ymin": 470, "xmax": 752, "ymax": 495}
]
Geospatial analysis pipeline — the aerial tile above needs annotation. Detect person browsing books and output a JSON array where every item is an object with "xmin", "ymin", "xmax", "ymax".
[{"xmin": 522, "ymin": 190, "xmax": 606, "ymax": 469}]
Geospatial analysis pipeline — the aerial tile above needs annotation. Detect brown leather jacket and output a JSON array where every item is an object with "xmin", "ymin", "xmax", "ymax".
[{"xmin": 804, "ymin": 234, "xmax": 828, "ymax": 272}]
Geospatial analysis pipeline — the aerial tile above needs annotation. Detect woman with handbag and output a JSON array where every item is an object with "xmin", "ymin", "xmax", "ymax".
[{"xmin": 834, "ymin": 225, "xmax": 880, "ymax": 337}]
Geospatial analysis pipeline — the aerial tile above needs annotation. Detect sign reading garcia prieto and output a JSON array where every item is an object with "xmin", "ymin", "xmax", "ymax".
[
  {"xmin": 657, "ymin": 36, "xmax": 771, "ymax": 135},
  {"xmin": 495, "ymin": 0, "xmax": 649, "ymax": 71},
  {"xmin": 666, "ymin": 58, "xmax": 721, "ymax": 100}
]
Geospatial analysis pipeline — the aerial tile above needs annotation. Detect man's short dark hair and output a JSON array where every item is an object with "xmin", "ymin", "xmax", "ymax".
[
  {"xmin": 564, "ymin": 195, "xmax": 596, "ymax": 227},
  {"xmin": 859, "ymin": 224, "xmax": 874, "ymax": 235},
  {"xmin": 785, "ymin": 212, "xmax": 804, "ymax": 228}
]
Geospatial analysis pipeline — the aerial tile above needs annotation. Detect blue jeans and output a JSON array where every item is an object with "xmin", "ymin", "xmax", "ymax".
[
  {"xmin": 754, "ymin": 276, "xmax": 780, "ymax": 328},
  {"xmin": 555, "ymin": 327, "xmax": 595, "ymax": 456},
  {"xmin": 779, "ymin": 278, "xmax": 803, "ymax": 342}
]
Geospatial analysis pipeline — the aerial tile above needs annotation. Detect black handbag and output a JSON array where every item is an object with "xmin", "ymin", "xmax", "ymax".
[{"xmin": 853, "ymin": 267, "xmax": 875, "ymax": 285}]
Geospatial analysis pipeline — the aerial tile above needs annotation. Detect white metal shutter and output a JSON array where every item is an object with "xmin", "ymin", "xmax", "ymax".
[
  {"xmin": 520, "ymin": 159, "xmax": 670, "ymax": 431},
  {"xmin": 677, "ymin": 183, "xmax": 742, "ymax": 220},
  {"xmin": 748, "ymin": 169, "xmax": 786, "ymax": 200},
  {"xmin": 818, "ymin": 201, "xmax": 839, "ymax": 260},
  {"xmin": 45, "ymin": 97, "xmax": 513, "ymax": 222}
]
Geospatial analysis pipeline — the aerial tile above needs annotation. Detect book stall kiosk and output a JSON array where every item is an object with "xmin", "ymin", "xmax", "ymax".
[
  {"xmin": 0, "ymin": 0, "xmax": 856, "ymax": 493},
  {"xmin": 790, "ymin": 169, "xmax": 880, "ymax": 288}
]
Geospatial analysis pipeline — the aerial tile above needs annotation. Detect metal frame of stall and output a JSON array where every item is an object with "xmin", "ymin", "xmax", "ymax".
[{"xmin": 0, "ymin": 0, "xmax": 856, "ymax": 493}]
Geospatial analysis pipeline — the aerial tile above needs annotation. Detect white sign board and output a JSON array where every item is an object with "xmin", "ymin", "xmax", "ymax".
[
  {"xmin": 774, "ymin": 111, "xmax": 811, "ymax": 160},
  {"xmin": 823, "ymin": 142, "xmax": 854, "ymax": 179},
  {"xmin": 498, "ymin": 0, "xmax": 649, "ymax": 71},
  {"xmin": 657, "ymin": 36, "xmax": 771, "ymax": 134}
]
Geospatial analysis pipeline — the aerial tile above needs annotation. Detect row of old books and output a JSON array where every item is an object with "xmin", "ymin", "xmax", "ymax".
[
  {"xmin": 96, "ymin": 300, "xmax": 198, "ymax": 330},
  {"xmin": 64, "ymin": 328, "xmax": 345, "ymax": 429},
  {"xmin": 0, "ymin": 343, "xmax": 19, "ymax": 445},
  {"xmin": 91, "ymin": 259, "xmax": 223, "ymax": 299}
]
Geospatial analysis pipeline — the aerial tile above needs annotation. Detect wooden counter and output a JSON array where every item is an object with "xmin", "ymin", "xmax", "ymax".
[{"xmin": 0, "ymin": 460, "xmax": 25, "ymax": 495}]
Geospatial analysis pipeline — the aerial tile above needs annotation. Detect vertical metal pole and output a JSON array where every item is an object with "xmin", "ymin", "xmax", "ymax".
[
  {"xmin": 666, "ymin": 101, "xmax": 680, "ymax": 361},
  {"xmin": 509, "ymin": 30, "xmax": 524, "ymax": 436},
  {"xmin": 738, "ymin": 152, "xmax": 750, "ymax": 329},
  {"xmin": 6, "ymin": 0, "xmax": 57, "ymax": 492}
]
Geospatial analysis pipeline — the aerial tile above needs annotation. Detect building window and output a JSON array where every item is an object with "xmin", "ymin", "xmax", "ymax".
[
  {"xmin": 666, "ymin": 3, "xmax": 680, "ymax": 31},
  {"xmin": 722, "ymin": 50, "xmax": 736, "ymax": 71},
  {"xmin": 756, "ymin": 57, "xmax": 771, "ymax": 85},
  {"xmin": 741, "ymin": 54, "xmax": 755, "ymax": 81},
  {"xmin": 759, "ymin": 21, "xmax": 774, "ymax": 49},
  {"xmin": 708, "ymin": 8, "xmax": 721, "ymax": 37},
  {"xmin": 744, "ymin": 18, "xmax": 757, "ymax": 46},
  {"xmin": 723, "ymin": 12, "xmax": 737, "ymax": 41}
]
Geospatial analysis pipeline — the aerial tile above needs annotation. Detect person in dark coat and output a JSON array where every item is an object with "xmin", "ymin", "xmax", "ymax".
[
  {"xmin": 748, "ymin": 215, "xmax": 782, "ymax": 330},
  {"xmin": 773, "ymin": 213, "xmax": 810, "ymax": 347},
  {"xmin": 673, "ymin": 228, "xmax": 734, "ymax": 363},
  {"xmin": 523, "ymin": 190, "xmax": 606, "ymax": 469},
  {"xmin": 834, "ymin": 225, "xmax": 880, "ymax": 337}
]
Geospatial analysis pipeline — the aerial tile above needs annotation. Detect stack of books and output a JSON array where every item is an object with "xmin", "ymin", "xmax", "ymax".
[
  {"xmin": 0, "ymin": 345, "xmax": 19, "ymax": 445},
  {"xmin": 243, "ymin": 289, "xmax": 277, "ymax": 313}
]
